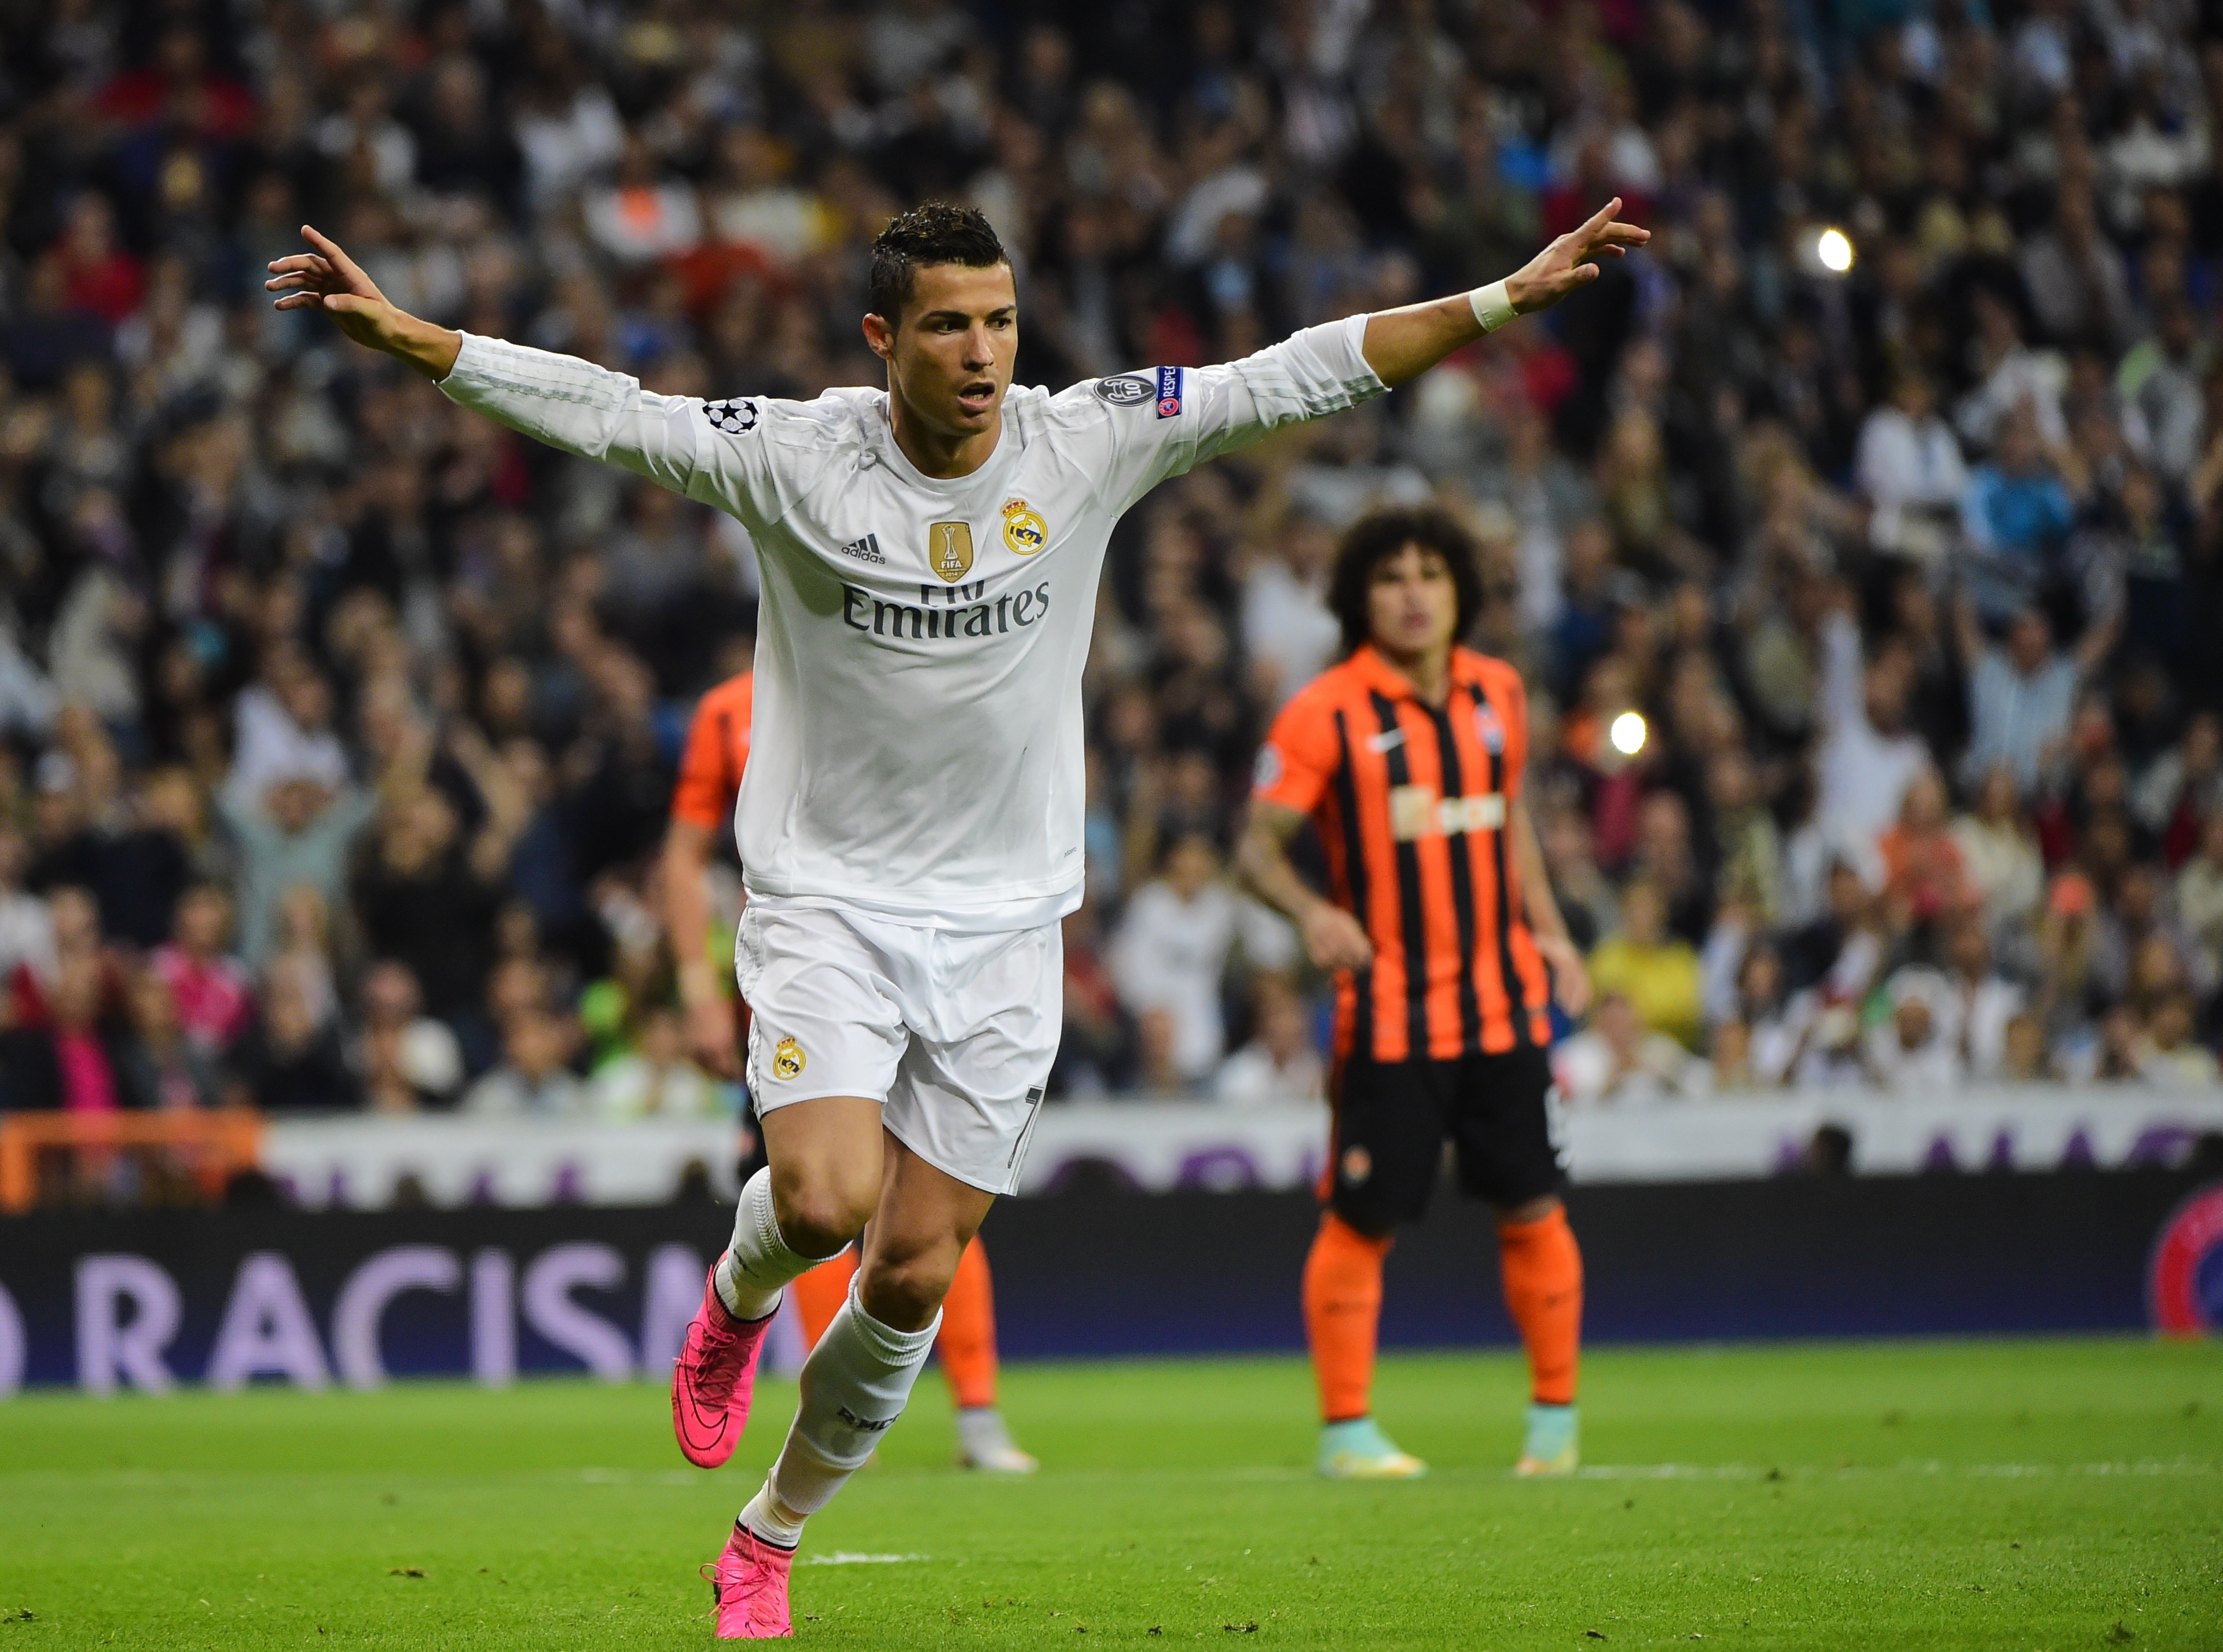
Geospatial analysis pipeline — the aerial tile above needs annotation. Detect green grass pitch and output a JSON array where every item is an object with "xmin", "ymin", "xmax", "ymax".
[{"xmin": 2, "ymin": 1338, "xmax": 2219, "ymax": 1649}]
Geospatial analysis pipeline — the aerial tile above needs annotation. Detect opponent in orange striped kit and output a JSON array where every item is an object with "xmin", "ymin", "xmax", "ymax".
[{"xmin": 1238, "ymin": 506, "xmax": 1590, "ymax": 1481}]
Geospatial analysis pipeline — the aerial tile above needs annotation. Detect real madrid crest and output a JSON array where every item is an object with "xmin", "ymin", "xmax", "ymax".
[
  {"xmin": 927, "ymin": 520, "xmax": 975, "ymax": 582},
  {"xmin": 1002, "ymin": 497, "xmax": 1048, "ymax": 556},
  {"xmin": 771, "ymin": 1037, "xmax": 806, "ymax": 1080}
]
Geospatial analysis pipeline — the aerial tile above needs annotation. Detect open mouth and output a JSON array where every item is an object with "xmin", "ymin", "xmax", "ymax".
[{"xmin": 956, "ymin": 381, "xmax": 996, "ymax": 414}]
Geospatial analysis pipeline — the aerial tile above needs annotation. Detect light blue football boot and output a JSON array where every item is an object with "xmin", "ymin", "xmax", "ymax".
[
  {"xmin": 1515, "ymin": 1401, "xmax": 1579, "ymax": 1477},
  {"xmin": 1317, "ymin": 1416, "xmax": 1428, "ymax": 1480}
]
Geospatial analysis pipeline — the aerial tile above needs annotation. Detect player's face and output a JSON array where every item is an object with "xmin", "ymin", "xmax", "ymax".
[
  {"xmin": 871, "ymin": 262, "xmax": 1019, "ymax": 440},
  {"xmin": 1366, "ymin": 543, "xmax": 1459, "ymax": 664}
]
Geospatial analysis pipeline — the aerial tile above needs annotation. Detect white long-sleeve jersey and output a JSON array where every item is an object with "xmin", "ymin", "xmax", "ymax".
[{"xmin": 440, "ymin": 318, "xmax": 1386, "ymax": 930}]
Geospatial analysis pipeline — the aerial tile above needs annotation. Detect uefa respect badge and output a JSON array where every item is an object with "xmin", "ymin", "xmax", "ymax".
[{"xmin": 2148, "ymin": 1183, "xmax": 2223, "ymax": 1336}]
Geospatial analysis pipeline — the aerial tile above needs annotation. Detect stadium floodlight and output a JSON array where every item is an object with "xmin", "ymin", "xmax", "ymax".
[
  {"xmin": 1815, "ymin": 226, "xmax": 1854, "ymax": 274},
  {"xmin": 1609, "ymin": 711, "xmax": 1648, "ymax": 758}
]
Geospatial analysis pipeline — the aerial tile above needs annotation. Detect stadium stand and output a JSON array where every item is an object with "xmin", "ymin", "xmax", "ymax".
[{"xmin": 2, "ymin": 0, "xmax": 2222, "ymax": 1204}]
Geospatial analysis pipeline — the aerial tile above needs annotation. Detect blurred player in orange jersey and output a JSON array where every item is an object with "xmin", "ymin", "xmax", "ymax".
[
  {"xmin": 660, "ymin": 654, "xmax": 1036, "ymax": 1474},
  {"xmin": 1238, "ymin": 506, "xmax": 1591, "ymax": 1480}
]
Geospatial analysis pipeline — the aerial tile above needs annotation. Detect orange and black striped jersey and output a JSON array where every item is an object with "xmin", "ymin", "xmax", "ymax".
[
  {"xmin": 671, "ymin": 671, "xmax": 755, "ymax": 834},
  {"xmin": 1254, "ymin": 644, "xmax": 1553, "ymax": 1062}
]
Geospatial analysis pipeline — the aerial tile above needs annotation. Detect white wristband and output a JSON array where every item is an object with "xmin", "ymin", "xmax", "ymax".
[{"xmin": 1468, "ymin": 279, "xmax": 1517, "ymax": 333}]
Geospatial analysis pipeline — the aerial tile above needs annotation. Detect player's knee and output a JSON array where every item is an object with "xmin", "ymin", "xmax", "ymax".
[
  {"xmin": 856, "ymin": 1247, "xmax": 956, "ymax": 1334},
  {"xmin": 771, "ymin": 1176, "xmax": 875, "ymax": 1259}
]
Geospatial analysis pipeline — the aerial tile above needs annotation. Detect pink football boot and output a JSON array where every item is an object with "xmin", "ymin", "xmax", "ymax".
[
  {"xmin": 706, "ymin": 1522, "xmax": 795, "ymax": 1639},
  {"xmin": 670, "ymin": 1267, "xmax": 774, "ymax": 1469}
]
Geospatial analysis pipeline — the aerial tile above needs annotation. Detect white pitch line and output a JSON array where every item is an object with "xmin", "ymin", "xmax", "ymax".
[
  {"xmin": 1573, "ymin": 1459, "xmax": 2216, "ymax": 1481},
  {"xmin": 802, "ymin": 1553, "xmax": 929, "ymax": 1566}
]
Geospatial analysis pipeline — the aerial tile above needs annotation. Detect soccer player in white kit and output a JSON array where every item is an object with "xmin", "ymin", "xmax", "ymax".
[{"xmin": 269, "ymin": 197, "xmax": 1645, "ymax": 1639}]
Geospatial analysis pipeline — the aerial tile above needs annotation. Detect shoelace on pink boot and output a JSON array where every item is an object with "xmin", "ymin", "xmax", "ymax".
[
  {"xmin": 671, "ymin": 1271, "xmax": 772, "ymax": 1469},
  {"xmin": 705, "ymin": 1522, "xmax": 795, "ymax": 1640}
]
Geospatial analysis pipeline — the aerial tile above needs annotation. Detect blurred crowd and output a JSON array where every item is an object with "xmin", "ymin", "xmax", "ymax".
[{"xmin": 2, "ymin": 0, "xmax": 2222, "ymax": 1134}]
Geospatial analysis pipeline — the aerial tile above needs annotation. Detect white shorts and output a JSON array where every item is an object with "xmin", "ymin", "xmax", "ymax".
[{"xmin": 736, "ymin": 899, "xmax": 1060, "ymax": 1196}]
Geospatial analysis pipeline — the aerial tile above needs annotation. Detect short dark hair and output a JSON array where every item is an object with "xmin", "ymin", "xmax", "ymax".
[
  {"xmin": 867, "ymin": 203, "xmax": 1009, "ymax": 328},
  {"xmin": 1326, "ymin": 505, "xmax": 1486, "ymax": 656}
]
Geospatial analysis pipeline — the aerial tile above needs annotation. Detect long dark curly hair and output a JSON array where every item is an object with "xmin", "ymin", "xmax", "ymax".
[{"xmin": 1326, "ymin": 505, "xmax": 1485, "ymax": 657}]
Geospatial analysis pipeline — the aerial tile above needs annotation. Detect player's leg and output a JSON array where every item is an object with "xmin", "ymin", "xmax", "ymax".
[
  {"xmin": 1306, "ymin": 1055, "xmax": 1443, "ymax": 1478},
  {"xmin": 677, "ymin": 1096, "xmax": 882, "ymax": 1471},
  {"xmin": 729, "ymin": 1094, "xmax": 886, "ymax": 1302},
  {"xmin": 1303, "ymin": 1212, "xmax": 1396, "ymax": 1453},
  {"xmin": 676, "ymin": 903, "xmax": 904, "ymax": 1479},
  {"xmin": 839, "ymin": 912, "xmax": 1056, "ymax": 1485},
  {"xmin": 739, "ymin": 1135, "xmax": 994, "ymax": 1549},
  {"xmin": 940, "ymin": 1236, "xmax": 1037, "ymax": 1473},
  {"xmin": 1454, "ymin": 1047, "xmax": 1583, "ymax": 1475},
  {"xmin": 937, "ymin": 1236, "xmax": 997, "ymax": 1407},
  {"xmin": 705, "ymin": 1125, "xmax": 887, "ymax": 1641},
  {"xmin": 720, "ymin": 908, "xmax": 1054, "ymax": 1622},
  {"xmin": 790, "ymin": 1229, "xmax": 1031, "ymax": 1471},
  {"xmin": 1499, "ymin": 1194, "xmax": 1581, "ymax": 1474}
]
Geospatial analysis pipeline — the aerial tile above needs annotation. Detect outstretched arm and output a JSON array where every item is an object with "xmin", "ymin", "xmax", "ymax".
[
  {"xmin": 267, "ymin": 227, "xmax": 461, "ymax": 379},
  {"xmin": 269, "ymin": 226, "xmax": 772, "ymax": 519},
  {"xmin": 1095, "ymin": 200, "xmax": 1649, "ymax": 513},
  {"xmin": 1360, "ymin": 199, "xmax": 1649, "ymax": 388}
]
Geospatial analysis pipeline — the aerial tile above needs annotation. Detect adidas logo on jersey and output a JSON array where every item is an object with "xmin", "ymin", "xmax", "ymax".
[{"xmin": 836, "ymin": 534, "xmax": 885, "ymax": 564}]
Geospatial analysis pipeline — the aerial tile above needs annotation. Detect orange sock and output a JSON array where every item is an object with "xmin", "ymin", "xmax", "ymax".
[
  {"xmin": 1303, "ymin": 1212, "xmax": 1393, "ymax": 1423},
  {"xmin": 936, "ymin": 1236, "xmax": 1000, "ymax": 1410},
  {"xmin": 789, "ymin": 1249, "xmax": 857, "ymax": 1352},
  {"xmin": 1498, "ymin": 1206, "xmax": 1582, "ymax": 1405}
]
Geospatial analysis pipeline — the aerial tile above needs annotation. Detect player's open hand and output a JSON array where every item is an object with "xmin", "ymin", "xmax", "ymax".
[
  {"xmin": 266, "ymin": 226, "xmax": 398, "ymax": 339},
  {"xmin": 1534, "ymin": 931, "xmax": 1592, "ymax": 1018},
  {"xmin": 266, "ymin": 227, "xmax": 460, "ymax": 378},
  {"xmin": 1505, "ymin": 199, "xmax": 1649, "ymax": 315},
  {"xmin": 1301, "ymin": 901, "xmax": 1377, "ymax": 975}
]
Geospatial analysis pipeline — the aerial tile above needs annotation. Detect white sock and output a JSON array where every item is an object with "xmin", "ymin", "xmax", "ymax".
[
  {"xmin": 765, "ymin": 1283, "xmax": 940, "ymax": 1519},
  {"xmin": 955, "ymin": 1404, "xmax": 1017, "ymax": 1459},
  {"xmin": 713, "ymin": 1168, "xmax": 827, "ymax": 1321},
  {"xmin": 738, "ymin": 1481, "xmax": 804, "ymax": 1549}
]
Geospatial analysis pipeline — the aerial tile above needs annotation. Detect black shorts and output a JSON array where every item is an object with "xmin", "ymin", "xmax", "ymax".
[{"xmin": 1326, "ymin": 1045, "xmax": 1564, "ymax": 1232}]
